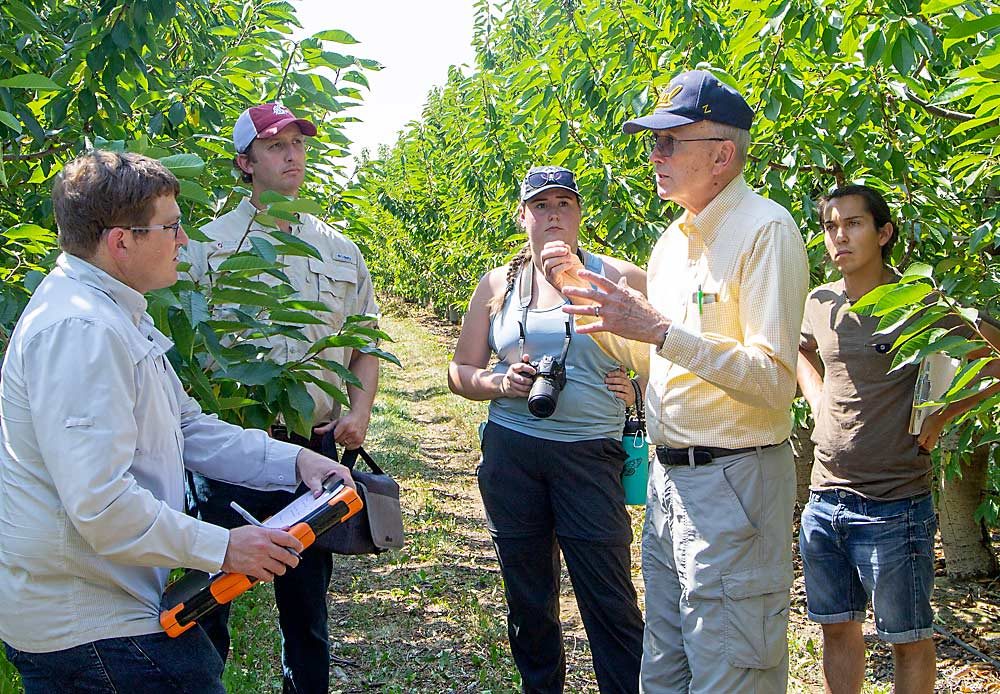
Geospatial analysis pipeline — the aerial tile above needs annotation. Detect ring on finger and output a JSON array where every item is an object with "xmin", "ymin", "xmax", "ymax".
[{"xmin": 594, "ymin": 305, "xmax": 600, "ymax": 318}]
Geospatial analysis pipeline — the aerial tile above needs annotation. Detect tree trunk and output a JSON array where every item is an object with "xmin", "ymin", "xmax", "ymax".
[
  {"xmin": 938, "ymin": 446, "xmax": 999, "ymax": 580},
  {"xmin": 790, "ymin": 424, "xmax": 814, "ymax": 510}
]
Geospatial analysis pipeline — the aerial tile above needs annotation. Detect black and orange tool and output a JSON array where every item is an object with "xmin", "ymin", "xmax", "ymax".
[{"xmin": 160, "ymin": 480, "xmax": 362, "ymax": 637}]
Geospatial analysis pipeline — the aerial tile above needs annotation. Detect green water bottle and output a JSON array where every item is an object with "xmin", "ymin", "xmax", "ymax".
[{"xmin": 621, "ymin": 380, "xmax": 649, "ymax": 506}]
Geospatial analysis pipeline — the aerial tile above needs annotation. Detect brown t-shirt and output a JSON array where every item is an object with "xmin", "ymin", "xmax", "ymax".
[{"xmin": 800, "ymin": 279, "xmax": 934, "ymax": 500}]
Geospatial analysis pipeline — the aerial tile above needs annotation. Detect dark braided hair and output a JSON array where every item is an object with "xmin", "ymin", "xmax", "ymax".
[{"xmin": 488, "ymin": 243, "xmax": 532, "ymax": 315}]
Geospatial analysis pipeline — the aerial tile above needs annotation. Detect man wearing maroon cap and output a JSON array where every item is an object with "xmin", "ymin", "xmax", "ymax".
[{"xmin": 184, "ymin": 103, "xmax": 380, "ymax": 694}]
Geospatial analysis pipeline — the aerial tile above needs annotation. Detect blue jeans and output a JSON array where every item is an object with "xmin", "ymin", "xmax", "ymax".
[
  {"xmin": 3, "ymin": 628, "xmax": 224, "ymax": 694},
  {"xmin": 799, "ymin": 490, "xmax": 936, "ymax": 643},
  {"xmin": 191, "ymin": 475, "xmax": 334, "ymax": 694}
]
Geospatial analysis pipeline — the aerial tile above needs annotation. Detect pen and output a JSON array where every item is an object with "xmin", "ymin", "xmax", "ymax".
[
  {"xmin": 697, "ymin": 284, "xmax": 703, "ymax": 315},
  {"xmin": 229, "ymin": 501, "xmax": 301, "ymax": 560}
]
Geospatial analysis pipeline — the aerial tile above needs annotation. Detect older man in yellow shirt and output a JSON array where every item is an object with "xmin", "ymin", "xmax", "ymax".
[{"xmin": 543, "ymin": 70, "xmax": 809, "ymax": 692}]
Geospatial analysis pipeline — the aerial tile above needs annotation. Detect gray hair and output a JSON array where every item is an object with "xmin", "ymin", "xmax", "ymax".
[{"xmin": 710, "ymin": 123, "xmax": 750, "ymax": 168}]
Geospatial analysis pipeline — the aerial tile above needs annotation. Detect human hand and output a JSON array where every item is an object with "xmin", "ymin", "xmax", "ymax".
[
  {"xmin": 540, "ymin": 241, "xmax": 585, "ymax": 291},
  {"xmin": 295, "ymin": 448, "xmax": 356, "ymax": 493},
  {"xmin": 314, "ymin": 410, "xmax": 370, "ymax": 451},
  {"xmin": 221, "ymin": 525, "xmax": 303, "ymax": 581},
  {"xmin": 562, "ymin": 270, "xmax": 671, "ymax": 345},
  {"xmin": 605, "ymin": 368, "xmax": 635, "ymax": 407},
  {"xmin": 917, "ymin": 411, "xmax": 947, "ymax": 451},
  {"xmin": 499, "ymin": 355, "xmax": 536, "ymax": 398}
]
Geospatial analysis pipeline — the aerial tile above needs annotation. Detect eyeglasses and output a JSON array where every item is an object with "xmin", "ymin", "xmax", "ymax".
[
  {"xmin": 647, "ymin": 133, "xmax": 727, "ymax": 157},
  {"xmin": 104, "ymin": 219, "xmax": 184, "ymax": 239}
]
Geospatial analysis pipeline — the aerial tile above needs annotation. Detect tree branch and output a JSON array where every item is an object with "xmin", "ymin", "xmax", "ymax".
[
  {"xmin": 1, "ymin": 142, "xmax": 73, "ymax": 163},
  {"xmin": 904, "ymin": 89, "xmax": 976, "ymax": 122}
]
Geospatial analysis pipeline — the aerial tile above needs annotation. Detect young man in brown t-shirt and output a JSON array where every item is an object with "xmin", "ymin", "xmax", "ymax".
[{"xmin": 797, "ymin": 184, "xmax": 1000, "ymax": 694}]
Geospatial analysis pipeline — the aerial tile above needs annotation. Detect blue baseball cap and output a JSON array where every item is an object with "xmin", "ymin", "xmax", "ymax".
[
  {"xmin": 623, "ymin": 70, "xmax": 754, "ymax": 134},
  {"xmin": 520, "ymin": 165, "xmax": 581, "ymax": 202}
]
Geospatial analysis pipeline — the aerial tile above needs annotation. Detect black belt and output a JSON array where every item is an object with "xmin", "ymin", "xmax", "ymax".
[{"xmin": 655, "ymin": 441, "xmax": 784, "ymax": 467}]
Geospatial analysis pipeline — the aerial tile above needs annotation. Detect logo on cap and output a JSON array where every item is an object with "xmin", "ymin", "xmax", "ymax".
[
  {"xmin": 272, "ymin": 103, "xmax": 290, "ymax": 116},
  {"xmin": 656, "ymin": 85, "xmax": 683, "ymax": 110}
]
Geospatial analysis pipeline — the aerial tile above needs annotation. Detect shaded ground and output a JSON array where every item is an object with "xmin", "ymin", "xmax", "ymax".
[{"xmin": 224, "ymin": 300, "xmax": 999, "ymax": 692}]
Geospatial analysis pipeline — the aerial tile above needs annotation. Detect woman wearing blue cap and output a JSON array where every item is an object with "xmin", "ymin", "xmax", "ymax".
[{"xmin": 448, "ymin": 165, "xmax": 645, "ymax": 693}]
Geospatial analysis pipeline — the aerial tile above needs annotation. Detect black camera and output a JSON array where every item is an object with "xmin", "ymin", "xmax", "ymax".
[
  {"xmin": 527, "ymin": 354, "xmax": 567, "ymax": 418},
  {"xmin": 519, "ymin": 320, "xmax": 572, "ymax": 419}
]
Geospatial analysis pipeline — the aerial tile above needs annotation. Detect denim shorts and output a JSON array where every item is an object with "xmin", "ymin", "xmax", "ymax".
[{"xmin": 798, "ymin": 489, "xmax": 936, "ymax": 644}]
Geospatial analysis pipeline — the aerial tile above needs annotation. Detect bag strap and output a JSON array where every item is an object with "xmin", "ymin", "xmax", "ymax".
[{"xmin": 341, "ymin": 446, "xmax": 385, "ymax": 476}]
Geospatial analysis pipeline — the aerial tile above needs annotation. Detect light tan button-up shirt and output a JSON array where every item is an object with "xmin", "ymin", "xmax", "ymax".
[
  {"xmin": 184, "ymin": 199, "xmax": 379, "ymax": 423},
  {"xmin": 0, "ymin": 254, "xmax": 301, "ymax": 652},
  {"xmin": 649, "ymin": 175, "xmax": 809, "ymax": 447}
]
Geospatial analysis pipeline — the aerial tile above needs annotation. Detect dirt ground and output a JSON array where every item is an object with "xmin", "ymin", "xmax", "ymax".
[{"xmin": 325, "ymin": 303, "xmax": 1000, "ymax": 693}]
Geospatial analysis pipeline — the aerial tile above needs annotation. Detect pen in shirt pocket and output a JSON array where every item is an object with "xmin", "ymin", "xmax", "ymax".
[
  {"xmin": 229, "ymin": 501, "xmax": 302, "ymax": 560},
  {"xmin": 692, "ymin": 285, "xmax": 719, "ymax": 314}
]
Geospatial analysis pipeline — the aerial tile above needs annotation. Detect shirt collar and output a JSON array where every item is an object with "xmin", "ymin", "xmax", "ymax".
[
  {"xmin": 57, "ymin": 252, "xmax": 148, "ymax": 326},
  {"xmin": 679, "ymin": 175, "xmax": 750, "ymax": 246}
]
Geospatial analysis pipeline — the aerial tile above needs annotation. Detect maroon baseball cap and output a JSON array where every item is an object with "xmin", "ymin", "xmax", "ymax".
[{"xmin": 233, "ymin": 102, "xmax": 317, "ymax": 153}]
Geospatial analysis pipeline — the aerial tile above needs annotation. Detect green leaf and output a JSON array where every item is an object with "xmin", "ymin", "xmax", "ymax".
[
  {"xmin": 899, "ymin": 262, "xmax": 933, "ymax": 283},
  {"xmin": 268, "ymin": 198, "xmax": 325, "ymax": 216},
  {"xmin": 250, "ymin": 236, "xmax": 278, "ymax": 263},
  {"xmin": 0, "ymin": 74, "xmax": 62, "ymax": 91},
  {"xmin": 224, "ymin": 361, "xmax": 283, "ymax": 386},
  {"xmin": 178, "ymin": 178, "xmax": 212, "ymax": 205},
  {"xmin": 287, "ymin": 378, "xmax": 316, "ymax": 425},
  {"xmin": 0, "ymin": 111, "xmax": 22, "ymax": 134},
  {"xmin": 217, "ymin": 254, "xmax": 278, "ymax": 273},
  {"xmin": 944, "ymin": 14, "xmax": 1000, "ymax": 48},
  {"xmin": 849, "ymin": 284, "xmax": 897, "ymax": 314},
  {"xmin": 870, "ymin": 283, "xmax": 933, "ymax": 316},
  {"xmin": 297, "ymin": 371, "xmax": 350, "ymax": 406},
  {"xmin": 344, "ymin": 325, "xmax": 393, "ymax": 343},
  {"xmin": 306, "ymin": 334, "xmax": 368, "ymax": 356},
  {"xmin": 890, "ymin": 306, "xmax": 950, "ymax": 349},
  {"xmin": 179, "ymin": 289, "xmax": 210, "ymax": 327},
  {"xmin": 945, "ymin": 358, "xmax": 994, "ymax": 398},
  {"xmin": 268, "ymin": 309, "xmax": 327, "ymax": 325},
  {"xmin": 159, "ymin": 153, "xmax": 205, "ymax": 177},
  {"xmin": 267, "ymin": 230, "xmax": 322, "ymax": 260},
  {"xmin": 211, "ymin": 288, "xmax": 284, "ymax": 309},
  {"xmin": 874, "ymin": 304, "xmax": 924, "ymax": 336},
  {"xmin": 310, "ymin": 357, "xmax": 363, "ymax": 388},
  {"xmin": 3, "ymin": 223, "xmax": 55, "ymax": 241},
  {"xmin": 167, "ymin": 101, "xmax": 186, "ymax": 126},
  {"xmin": 167, "ymin": 307, "xmax": 195, "ymax": 361},
  {"xmin": 313, "ymin": 29, "xmax": 359, "ymax": 44},
  {"xmin": 359, "ymin": 344, "xmax": 402, "ymax": 368}
]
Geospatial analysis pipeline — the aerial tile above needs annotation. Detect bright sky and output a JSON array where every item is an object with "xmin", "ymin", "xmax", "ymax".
[{"xmin": 293, "ymin": 1, "xmax": 478, "ymax": 162}]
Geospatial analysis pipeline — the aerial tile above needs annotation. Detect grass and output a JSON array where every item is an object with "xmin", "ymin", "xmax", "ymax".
[{"xmin": 1, "ymin": 303, "xmax": 997, "ymax": 692}]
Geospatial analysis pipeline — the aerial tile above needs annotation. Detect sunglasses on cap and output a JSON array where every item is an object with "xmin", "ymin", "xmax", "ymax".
[{"xmin": 525, "ymin": 168, "xmax": 576, "ymax": 189}]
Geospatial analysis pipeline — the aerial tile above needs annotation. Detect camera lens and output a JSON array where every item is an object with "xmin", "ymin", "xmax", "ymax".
[{"xmin": 528, "ymin": 379, "xmax": 559, "ymax": 418}]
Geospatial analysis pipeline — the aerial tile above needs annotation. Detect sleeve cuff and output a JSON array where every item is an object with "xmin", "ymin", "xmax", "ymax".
[
  {"xmin": 265, "ymin": 438, "xmax": 302, "ymax": 488},
  {"xmin": 190, "ymin": 521, "xmax": 232, "ymax": 574},
  {"xmin": 657, "ymin": 321, "xmax": 701, "ymax": 367}
]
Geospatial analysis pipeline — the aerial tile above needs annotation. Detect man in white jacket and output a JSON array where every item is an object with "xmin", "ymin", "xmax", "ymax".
[{"xmin": 0, "ymin": 150, "xmax": 352, "ymax": 693}]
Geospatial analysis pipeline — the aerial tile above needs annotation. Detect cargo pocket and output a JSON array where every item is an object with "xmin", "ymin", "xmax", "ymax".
[{"xmin": 720, "ymin": 565, "xmax": 792, "ymax": 669}]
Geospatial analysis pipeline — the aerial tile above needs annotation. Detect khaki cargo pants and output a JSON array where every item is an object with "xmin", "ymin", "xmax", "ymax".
[{"xmin": 640, "ymin": 443, "xmax": 795, "ymax": 693}]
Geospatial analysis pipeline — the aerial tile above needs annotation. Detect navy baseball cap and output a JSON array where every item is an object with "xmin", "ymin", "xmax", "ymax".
[
  {"xmin": 623, "ymin": 70, "xmax": 754, "ymax": 134},
  {"xmin": 520, "ymin": 166, "xmax": 581, "ymax": 202}
]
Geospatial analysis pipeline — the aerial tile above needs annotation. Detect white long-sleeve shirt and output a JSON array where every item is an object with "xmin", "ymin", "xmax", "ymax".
[{"xmin": 0, "ymin": 253, "xmax": 302, "ymax": 652}]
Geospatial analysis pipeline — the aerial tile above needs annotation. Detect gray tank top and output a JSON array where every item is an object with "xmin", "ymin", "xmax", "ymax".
[{"xmin": 487, "ymin": 251, "xmax": 625, "ymax": 442}]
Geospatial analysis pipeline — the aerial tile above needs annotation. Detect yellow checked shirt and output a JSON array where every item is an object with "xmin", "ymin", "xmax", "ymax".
[
  {"xmin": 184, "ymin": 199, "xmax": 379, "ymax": 423},
  {"xmin": 599, "ymin": 176, "xmax": 808, "ymax": 448}
]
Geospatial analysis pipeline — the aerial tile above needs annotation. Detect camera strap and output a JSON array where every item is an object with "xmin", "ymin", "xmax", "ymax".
[{"xmin": 516, "ymin": 249, "xmax": 584, "ymax": 357}]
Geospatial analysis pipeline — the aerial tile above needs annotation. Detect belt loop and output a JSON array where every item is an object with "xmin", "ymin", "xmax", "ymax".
[{"xmin": 688, "ymin": 448, "xmax": 696, "ymax": 467}]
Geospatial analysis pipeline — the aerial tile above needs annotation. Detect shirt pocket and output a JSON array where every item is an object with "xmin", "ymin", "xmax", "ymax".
[{"xmin": 308, "ymin": 257, "xmax": 357, "ymax": 323}]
